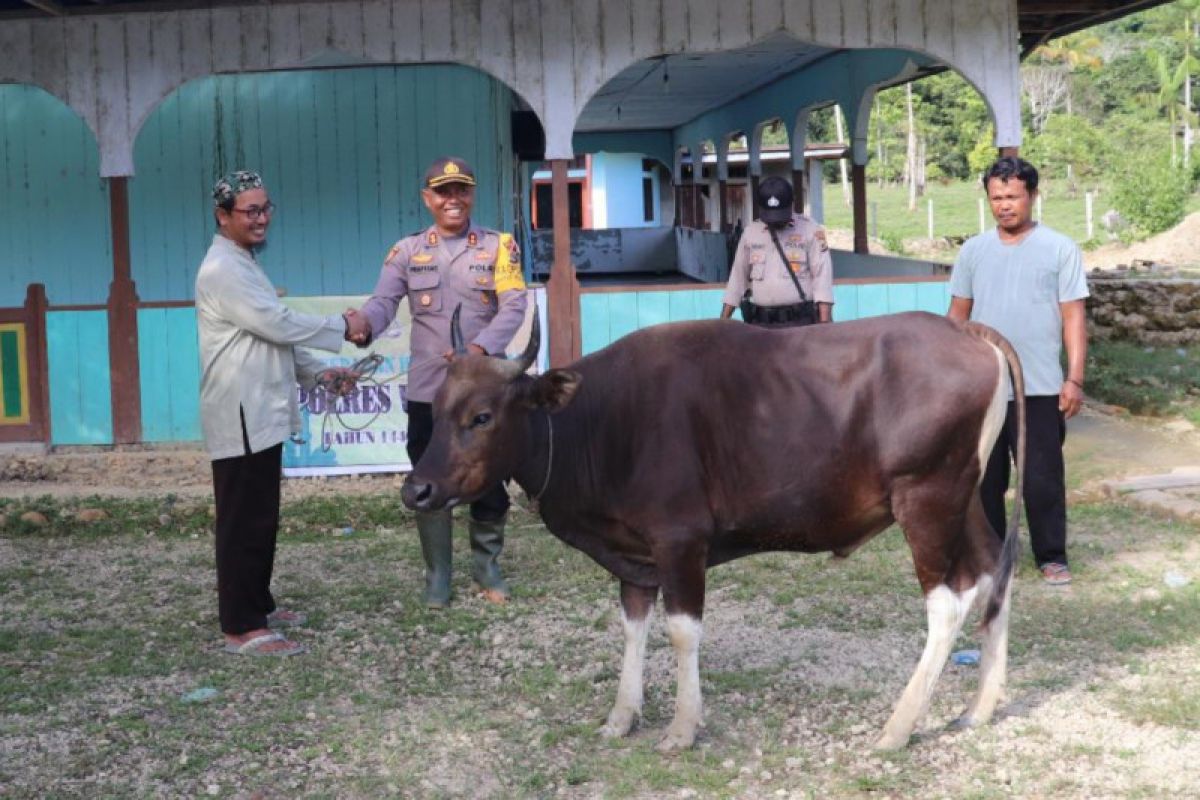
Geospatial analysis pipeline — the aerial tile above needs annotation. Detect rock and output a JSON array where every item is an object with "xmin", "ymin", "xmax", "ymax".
[
  {"xmin": 19, "ymin": 511, "xmax": 48, "ymax": 526},
  {"xmin": 76, "ymin": 508, "xmax": 108, "ymax": 523}
]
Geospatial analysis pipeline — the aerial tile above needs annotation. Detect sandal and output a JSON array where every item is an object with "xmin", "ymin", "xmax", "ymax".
[
  {"xmin": 267, "ymin": 609, "xmax": 307, "ymax": 628},
  {"xmin": 223, "ymin": 632, "xmax": 306, "ymax": 656},
  {"xmin": 1040, "ymin": 563, "xmax": 1072, "ymax": 585}
]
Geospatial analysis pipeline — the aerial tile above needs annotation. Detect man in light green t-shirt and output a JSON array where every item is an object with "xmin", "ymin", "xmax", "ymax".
[{"xmin": 948, "ymin": 156, "xmax": 1088, "ymax": 586}]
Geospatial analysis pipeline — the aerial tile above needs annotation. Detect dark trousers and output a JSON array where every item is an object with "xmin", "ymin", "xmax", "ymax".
[
  {"xmin": 407, "ymin": 401, "xmax": 509, "ymax": 522},
  {"xmin": 212, "ymin": 436, "xmax": 283, "ymax": 635},
  {"xmin": 980, "ymin": 395, "xmax": 1068, "ymax": 567}
]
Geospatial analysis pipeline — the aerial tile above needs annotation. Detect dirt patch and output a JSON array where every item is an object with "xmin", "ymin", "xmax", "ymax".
[{"xmin": 1085, "ymin": 211, "xmax": 1200, "ymax": 270}]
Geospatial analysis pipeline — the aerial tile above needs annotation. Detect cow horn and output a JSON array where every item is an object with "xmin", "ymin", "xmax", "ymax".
[
  {"xmin": 450, "ymin": 303, "xmax": 468, "ymax": 356},
  {"xmin": 503, "ymin": 309, "xmax": 540, "ymax": 377}
]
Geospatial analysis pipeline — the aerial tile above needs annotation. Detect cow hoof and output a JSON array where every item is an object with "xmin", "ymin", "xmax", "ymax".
[
  {"xmin": 599, "ymin": 710, "xmax": 637, "ymax": 739},
  {"xmin": 655, "ymin": 727, "xmax": 697, "ymax": 753},
  {"xmin": 873, "ymin": 732, "xmax": 910, "ymax": 751}
]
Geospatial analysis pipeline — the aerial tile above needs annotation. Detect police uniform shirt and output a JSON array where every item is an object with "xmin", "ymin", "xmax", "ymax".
[
  {"xmin": 722, "ymin": 215, "xmax": 835, "ymax": 309},
  {"xmin": 360, "ymin": 222, "xmax": 528, "ymax": 402}
]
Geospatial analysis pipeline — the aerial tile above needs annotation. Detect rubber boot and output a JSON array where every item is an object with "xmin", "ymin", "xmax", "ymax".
[
  {"xmin": 469, "ymin": 514, "xmax": 510, "ymax": 604},
  {"xmin": 416, "ymin": 510, "xmax": 453, "ymax": 608}
]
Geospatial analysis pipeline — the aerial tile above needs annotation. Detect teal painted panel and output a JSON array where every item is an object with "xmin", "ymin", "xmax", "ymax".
[
  {"xmin": 856, "ymin": 285, "xmax": 890, "ymax": 319},
  {"xmin": 608, "ymin": 294, "xmax": 640, "ymax": 344},
  {"xmin": 138, "ymin": 308, "xmax": 202, "ymax": 442},
  {"xmin": 668, "ymin": 290, "xmax": 697, "ymax": 321},
  {"xmin": 886, "ymin": 283, "xmax": 919, "ymax": 314},
  {"xmin": 131, "ymin": 65, "xmax": 516, "ymax": 302},
  {"xmin": 0, "ymin": 85, "xmax": 112, "ymax": 307},
  {"xmin": 636, "ymin": 292, "xmax": 672, "ymax": 328},
  {"xmin": 47, "ymin": 311, "xmax": 112, "ymax": 445},
  {"xmin": 833, "ymin": 285, "xmax": 859, "ymax": 320},
  {"xmin": 915, "ymin": 282, "xmax": 951, "ymax": 314},
  {"xmin": 580, "ymin": 294, "xmax": 611, "ymax": 355}
]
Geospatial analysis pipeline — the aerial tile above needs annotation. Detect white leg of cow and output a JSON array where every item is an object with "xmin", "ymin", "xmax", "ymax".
[
  {"xmin": 600, "ymin": 608, "xmax": 651, "ymax": 738},
  {"xmin": 876, "ymin": 584, "xmax": 976, "ymax": 750},
  {"xmin": 957, "ymin": 580, "xmax": 1011, "ymax": 728},
  {"xmin": 657, "ymin": 614, "xmax": 703, "ymax": 753}
]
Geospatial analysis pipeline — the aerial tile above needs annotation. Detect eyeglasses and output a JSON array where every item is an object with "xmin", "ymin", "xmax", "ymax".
[{"xmin": 231, "ymin": 201, "xmax": 276, "ymax": 220}]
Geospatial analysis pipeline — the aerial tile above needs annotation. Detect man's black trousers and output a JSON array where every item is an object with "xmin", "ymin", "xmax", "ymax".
[
  {"xmin": 212, "ymin": 442, "xmax": 282, "ymax": 635},
  {"xmin": 980, "ymin": 395, "xmax": 1068, "ymax": 567}
]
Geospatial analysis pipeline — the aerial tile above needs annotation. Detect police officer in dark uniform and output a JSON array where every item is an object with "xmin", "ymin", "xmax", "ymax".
[{"xmin": 348, "ymin": 157, "xmax": 528, "ymax": 607}]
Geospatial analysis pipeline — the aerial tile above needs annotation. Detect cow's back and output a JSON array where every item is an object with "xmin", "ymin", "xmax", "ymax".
[{"xmin": 547, "ymin": 312, "xmax": 1005, "ymax": 558}]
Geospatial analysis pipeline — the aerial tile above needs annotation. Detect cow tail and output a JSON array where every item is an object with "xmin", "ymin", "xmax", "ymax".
[{"xmin": 967, "ymin": 323, "xmax": 1025, "ymax": 628}]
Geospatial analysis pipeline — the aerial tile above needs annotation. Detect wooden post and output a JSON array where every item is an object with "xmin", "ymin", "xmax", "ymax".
[
  {"xmin": 719, "ymin": 179, "xmax": 729, "ymax": 232},
  {"xmin": 851, "ymin": 163, "xmax": 868, "ymax": 254},
  {"xmin": 998, "ymin": 146, "xmax": 1019, "ymax": 158},
  {"xmin": 1086, "ymin": 191, "xmax": 1094, "ymax": 239},
  {"xmin": 927, "ymin": 198, "xmax": 934, "ymax": 240},
  {"xmin": 548, "ymin": 159, "xmax": 581, "ymax": 367},
  {"xmin": 792, "ymin": 167, "xmax": 805, "ymax": 213},
  {"xmin": 107, "ymin": 176, "xmax": 142, "ymax": 444},
  {"xmin": 749, "ymin": 174, "xmax": 761, "ymax": 221}
]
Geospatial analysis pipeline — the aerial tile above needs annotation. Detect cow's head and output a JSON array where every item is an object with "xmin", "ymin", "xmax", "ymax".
[{"xmin": 400, "ymin": 307, "xmax": 581, "ymax": 511}]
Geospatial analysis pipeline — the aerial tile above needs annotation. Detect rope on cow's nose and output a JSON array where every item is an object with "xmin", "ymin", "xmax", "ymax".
[{"xmin": 309, "ymin": 352, "xmax": 422, "ymax": 452}]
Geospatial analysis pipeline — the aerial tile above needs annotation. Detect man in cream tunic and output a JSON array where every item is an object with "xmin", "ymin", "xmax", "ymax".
[{"xmin": 196, "ymin": 170, "xmax": 356, "ymax": 656}]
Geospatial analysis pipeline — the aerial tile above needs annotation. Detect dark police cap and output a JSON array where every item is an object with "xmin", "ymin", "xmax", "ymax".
[
  {"xmin": 424, "ymin": 156, "xmax": 477, "ymax": 189},
  {"xmin": 756, "ymin": 176, "xmax": 794, "ymax": 225}
]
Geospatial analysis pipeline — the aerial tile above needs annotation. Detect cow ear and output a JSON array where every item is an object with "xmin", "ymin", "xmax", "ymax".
[{"xmin": 526, "ymin": 369, "xmax": 582, "ymax": 412}]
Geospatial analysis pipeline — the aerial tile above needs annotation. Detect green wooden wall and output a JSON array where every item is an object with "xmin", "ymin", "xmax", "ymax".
[
  {"xmin": 130, "ymin": 65, "xmax": 517, "ymax": 303},
  {"xmin": 46, "ymin": 310, "xmax": 112, "ymax": 445},
  {"xmin": 0, "ymin": 85, "xmax": 112, "ymax": 308},
  {"xmin": 579, "ymin": 281, "xmax": 953, "ymax": 353},
  {"xmin": 138, "ymin": 308, "xmax": 201, "ymax": 442}
]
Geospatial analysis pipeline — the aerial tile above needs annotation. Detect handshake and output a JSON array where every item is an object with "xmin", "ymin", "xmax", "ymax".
[{"xmin": 343, "ymin": 308, "xmax": 370, "ymax": 345}]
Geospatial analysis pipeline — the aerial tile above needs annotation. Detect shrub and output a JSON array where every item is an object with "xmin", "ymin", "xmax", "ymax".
[{"xmin": 1111, "ymin": 155, "xmax": 1194, "ymax": 240}]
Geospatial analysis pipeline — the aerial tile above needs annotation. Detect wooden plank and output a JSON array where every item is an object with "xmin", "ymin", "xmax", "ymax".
[
  {"xmin": 668, "ymin": 289, "xmax": 697, "ymax": 321},
  {"xmin": 833, "ymin": 283, "xmax": 859, "ymax": 320},
  {"xmin": 579, "ymin": 292, "xmax": 611, "ymax": 354},
  {"xmin": 752, "ymin": 0, "xmax": 784, "ymax": 39},
  {"xmin": 599, "ymin": 0, "xmax": 633, "ymax": 83},
  {"xmin": 362, "ymin": 0, "xmax": 395, "ymax": 63},
  {"xmin": 886, "ymin": 282, "xmax": 918, "ymax": 313},
  {"xmin": 450, "ymin": 0, "xmax": 482, "ymax": 64},
  {"xmin": 512, "ymin": 0, "xmax": 544, "ymax": 113},
  {"xmin": 240, "ymin": 5, "xmax": 272, "ymax": 71},
  {"xmin": 719, "ymin": 0, "xmax": 751, "ymax": 49},
  {"xmin": 209, "ymin": 8, "xmax": 242, "ymax": 72},
  {"xmin": 895, "ymin": 0, "xmax": 926, "ymax": 52},
  {"xmin": 298, "ymin": 2, "xmax": 333, "ymax": 63},
  {"xmin": 420, "ymin": 0, "xmax": 453, "ymax": 59},
  {"xmin": 688, "ymin": 0, "xmax": 720, "ymax": 51},
  {"xmin": 635, "ymin": 291, "xmax": 672, "ymax": 328},
  {"xmin": 855, "ymin": 284, "xmax": 889, "ymax": 319},
  {"xmin": 63, "ymin": 19, "xmax": 99, "ymax": 141},
  {"xmin": 915, "ymin": 281, "xmax": 949, "ymax": 314},
  {"xmin": 137, "ymin": 307, "xmax": 172, "ymax": 441},
  {"xmin": 330, "ymin": 0, "xmax": 366, "ymax": 58},
  {"xmin": 841, "ymin": 0, "xmax": 870, "ymax": 48},
  {"xmin": 869, "ymin": 0, "xmax": 898, "ymax": 46},
  {"xmin": 30, "ymin": 20, "xmax": 67, "ymax": 102},
  {"xmin": 166, "ymin": 306, "xmax": 201, "ymax": 440},
  {"xmin": 661, "ymin": 0, "xmax": 689, "ymax": 52},
  {"xmin": 392, "ymin": 0, "xmax": 423, "ymax": 62},
  {"xmin": 786, "ymin": 0, "xmax": 816, "ymax": 41},
  {"xmin": 47, "ymin": 310, "xmax": 112, "ymax": 445},
  {"xmin": 630, "ymin": 0, "xmax": 661, "ymax": 58},
  {"xmin": 573, "ymin": 0, "xmax": 602, "ymax": 105},
  {"xmin": 608, "ymin": 292, "xmax": 639, "ymax": 343},
  {"xmin": 268, "ymin": 3, "xmax": 303, "ymax": 66},
  {"xmin": 0, "ymin": 21, "xmax": 32, "ymax": 86},
  {"xmin": 478, "ymin": 0, "xmax": 516, "ymax": 86}
]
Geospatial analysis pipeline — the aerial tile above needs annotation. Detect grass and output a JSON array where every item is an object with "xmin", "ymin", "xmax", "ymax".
[
  {"xmin": 1085, "ymin": 339, "xmax": 1200, "ymax": 418},
  {"xmin": 821, "ymin": 179, "xmax": 1200, "ymax": 253},
  {"xmin": 3, "ymin": 486, "xmax": 1200, "ymax": 797}
]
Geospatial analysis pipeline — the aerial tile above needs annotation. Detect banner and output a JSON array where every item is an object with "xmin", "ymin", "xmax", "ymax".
[{"xmin": 281, "ymin": 288, "xmax": 547, "ymax": 476}]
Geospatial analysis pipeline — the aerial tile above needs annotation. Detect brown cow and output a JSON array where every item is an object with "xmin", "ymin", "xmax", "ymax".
[{"xmin": 401, "ymin": 310, "xmax": 1025, "ymax": 752}]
